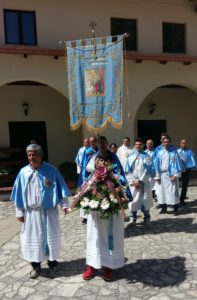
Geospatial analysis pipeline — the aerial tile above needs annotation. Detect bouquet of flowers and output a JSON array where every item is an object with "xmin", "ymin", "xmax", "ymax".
[{"xmin": 71, "ymin": 164, "xmax": 128, "ymax": 220}]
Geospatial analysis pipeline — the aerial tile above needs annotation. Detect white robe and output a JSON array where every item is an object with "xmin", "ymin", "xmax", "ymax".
[
  {"xmin": 145, "ymin": 149, "xmax": 156, "ymax": 191},
  {"xmin": 85, "ymin": 156, "xmax": 125, "ymax": 269},
  {"xmin": 155, "ymin": 150, "xmax": 179, "ymax": 205},
  {"xmin": 126, "ymin": 155, "xmax": 153, "ymax": 212},
  {"xmin": 16, "ymin": 171, "xmax": 66, "ymax": 262},
  {"xmin": 86, "ymin": 212, "xmax": 124, "ymax": 269},
  {"xmin": 116, "ymin": 145, "xmax": 133, "ymax": 171}
]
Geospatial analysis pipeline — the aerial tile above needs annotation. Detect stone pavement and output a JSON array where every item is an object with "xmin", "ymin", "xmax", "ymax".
[{"xmin": 0, "ymin": 188, "xmax": 197, "ymax": 299}]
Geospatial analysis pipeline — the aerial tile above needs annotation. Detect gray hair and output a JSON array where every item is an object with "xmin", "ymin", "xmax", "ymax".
[{"xmin": 26, "ymin": 144, "xmax": 43, "ymax": 156}]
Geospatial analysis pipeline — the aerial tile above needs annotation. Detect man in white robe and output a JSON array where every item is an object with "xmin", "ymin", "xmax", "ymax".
[
  {"xmin": 145, "ymin": 139, "xmax": 156, "ymax": 200},
  {"xmin": 125, "ymin": 138, "xmax": 153, "ymax": 224},
  {"xmin": 78, "ymin": 136, "xmax": 98, "ymax": 224},
  {"xmin": 154, "ymin": 137, "xmax": 181, "ymax": 215},
  {"xmin": 11, "ymin": 144, "xmax": 70, "ymax": 279},
  {"xmin": 82, "ymin": 136, "xmax": 128, "ymax": 282},
  {"xmin": 117, "ymin": 137, "xmax": 133, "ymax": 171},
  {"xmin": 75, "ymin": 138, "xmax": 89, "ymax": 174}
]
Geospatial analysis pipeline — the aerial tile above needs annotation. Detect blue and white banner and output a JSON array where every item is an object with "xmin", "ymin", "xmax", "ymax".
[{"xmin": 66, "ymin": 35, "xmax": 123, "ymax": 133}]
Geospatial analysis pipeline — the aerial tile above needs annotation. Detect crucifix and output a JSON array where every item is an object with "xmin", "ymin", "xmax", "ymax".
[
  {"xmin": 89, "ymin": 20, "xmax": 97, "ymax": 39},
  {"xmin": 89, "ymin": 21, "xmax": 98, "ymax": 60}
]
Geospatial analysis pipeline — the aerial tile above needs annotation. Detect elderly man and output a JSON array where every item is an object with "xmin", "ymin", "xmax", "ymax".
[{"xmin": 10, "ymin": 144, "xmax": 70, "ymax": 279}]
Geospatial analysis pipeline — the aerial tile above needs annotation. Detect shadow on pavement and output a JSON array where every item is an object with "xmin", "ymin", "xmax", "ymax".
[
  {"xmin": 40, "ymin": 258, "xmax": 86, "ymax": 278},
  {"xmin": 114, "ymin": 256, "xmax": 187, "ymax": 287},
  {"xmin": 177, "ymin": 199, "xmax": 197, "ymax": 215},
  {"xmin": 125, "ymin": 217, "xmax": 197, "ymax": 238}
]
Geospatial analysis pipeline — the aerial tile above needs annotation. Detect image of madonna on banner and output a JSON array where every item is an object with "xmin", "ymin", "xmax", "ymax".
[{"xmin": 66, "ymin": 35, "xmax": 124, "ymax": 133}]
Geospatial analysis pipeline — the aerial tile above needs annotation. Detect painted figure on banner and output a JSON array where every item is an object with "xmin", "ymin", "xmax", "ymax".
[{"xmin": 85, "ymin": 68, "xmax": 105, "ymax": 97}]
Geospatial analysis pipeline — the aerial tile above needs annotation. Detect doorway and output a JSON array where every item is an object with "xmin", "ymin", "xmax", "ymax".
[
  {"xmin": 137, "ymin": 120, "xmax": 167, "ymax": 147},
  {"xmin": 9, "ymin": 121, "xmax": 48, "ymax": 161}
]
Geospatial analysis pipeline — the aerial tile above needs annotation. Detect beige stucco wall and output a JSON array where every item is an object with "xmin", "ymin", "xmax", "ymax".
[
  {"xmin": 1, "ymin": 52, "xmax": 197, "ymax": 161},
  {"xmin": 0, "ymin": 84, "xmax": 82, "ymax": 166},
  {"xmin": 0, "ymin": 0, "xmax": 197, "ymax": 164},
  {"xmin": 0, "ymin": 0, "xmax": 197, "ymax": 54}
]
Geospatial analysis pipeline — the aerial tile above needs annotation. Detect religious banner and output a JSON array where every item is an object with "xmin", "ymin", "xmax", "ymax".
[{"xmin": 66, "ymin": 35, "xmax": 124, "ymax": 133}]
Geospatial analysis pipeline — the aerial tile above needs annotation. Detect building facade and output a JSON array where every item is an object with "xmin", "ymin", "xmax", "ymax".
[{"xmin": 0, "ymin": 0, "xmax": 197, "ymax": 167}]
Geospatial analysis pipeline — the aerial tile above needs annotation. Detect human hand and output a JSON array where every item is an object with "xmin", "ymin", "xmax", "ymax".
[
  {"xmin": 131, "ymin": 180, "xmax": 141, "ymax": 189},
  {"xmin": 62, "ymin": 208, "xmax": 70, "ymax": 215},
  {"xmin": 171, "ymin": 176, "xmax": 176, "ymax": 182},
  {"xmin": 17, "ymin": 217, "xmax": 24, "ymax": 222}
]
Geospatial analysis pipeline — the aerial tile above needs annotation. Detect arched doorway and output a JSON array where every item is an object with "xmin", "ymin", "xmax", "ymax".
[{"xmin": 135, "ymin": 84, "xmax": 197, "ymax": 153}]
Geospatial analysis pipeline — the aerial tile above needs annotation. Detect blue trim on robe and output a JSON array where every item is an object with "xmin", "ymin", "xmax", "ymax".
[
  {"xmin": 125, "ymin": 150, "xmax": 155, "ymax": 177},
  {"xmin": 10, "ymin": 162, "xmax": 71, "ymax": 210},
  {"xmin": 154, "ymin": 147, "xmax": 182, "ymax": 177},
  {"xmin": 177, "ymin": 148, "xmax": 196, "ymax": 171},
  {"xmin": 75, "ymin": 146, "xmax": 86, "ymax": 167},
  {"xmin": 78, "ymin": 146, "xmax": 98, "ymax": 186}
]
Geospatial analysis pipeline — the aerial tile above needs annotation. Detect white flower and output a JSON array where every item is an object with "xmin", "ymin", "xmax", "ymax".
[
  {"xmin": 80, "ymin": 197, "xmax": 90, "ymax": 208},
  {"xmin": 100, "ymin": 198, "xmax": 110, "ymax": 210},
  {"xmin": 110, "ymin": 194, "xmax": 118, "ymax": 203},
  {"xmin": 89, "ymin": 200, "xmax": 99, "ymax": 209}
]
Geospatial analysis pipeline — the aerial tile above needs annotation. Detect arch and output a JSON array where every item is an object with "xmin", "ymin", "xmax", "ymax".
[
  {"xmin": 134, "ymin": 83, "xmax": 197, "ymax": 153},
  {"xmin": 0, "ymin": 78, "xmax": 69, "ymax": 100},
  {"xmin": 134, "ymin": 82, "xmax": 197, "ymax": 116}
]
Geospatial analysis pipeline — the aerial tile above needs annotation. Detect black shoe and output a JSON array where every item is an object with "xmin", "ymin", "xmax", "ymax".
[
  {"xmin": 30, "ymin": 266, "xmax": 41, "ymax": 279},
  {"xmin": 49, "ymin": 264, "xmax": 59, "ymax": 278},
  {"xmin": 180, "ymin": 200, "xmax": 186, "ymax": 206},
  {"xmin": 82, "ymin": 218, "xmax": 87, "ymax": 224},
  {"xmin": 156, "ymin": 204, "xmax": 162, "ymax": 209},
  {"xmin": 47, "ymin": 261, "xmax": 59, "ymax": 278},
  {"xmin": 143, "ymin": 217, "xmax": 151, "ymax": 224},
  {"xmin": 159, "ymin": 208, "xmax": 167, "ymax": 214},
  {"xmin": 173, "ymin": 210, "xmax": 179, "ymax": 216}
]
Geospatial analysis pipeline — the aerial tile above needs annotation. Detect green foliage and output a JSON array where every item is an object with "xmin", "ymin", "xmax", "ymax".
[{"xmin": 76, "ymin": 178, "xmax": 128, "ymax": 220}]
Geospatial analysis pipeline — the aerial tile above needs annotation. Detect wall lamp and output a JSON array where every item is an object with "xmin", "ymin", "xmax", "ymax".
[
  {"xmin": 149, "ymin": 102, "xmax": 157, "ymax": 115},
  {"xmin": 22, "ymin": 102, "xmax": 29, "ymax": 116}
]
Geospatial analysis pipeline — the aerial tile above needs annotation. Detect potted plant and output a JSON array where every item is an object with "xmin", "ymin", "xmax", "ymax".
[{"xmin": 59, "ymin": 161, "xmax": 78, "ymax": 189}]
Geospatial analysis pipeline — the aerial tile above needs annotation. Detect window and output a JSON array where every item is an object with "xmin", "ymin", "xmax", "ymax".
[
  {"xmin": 111, "ymin": 18, "xmax": 137, "ymax": 51},
  {"xmin": 4, "ymin": 9, "xmax": 37, "ymax": 45},
  {"xmin": 163, "ymin": 22, "xmax": 186, "ymax": 54}
]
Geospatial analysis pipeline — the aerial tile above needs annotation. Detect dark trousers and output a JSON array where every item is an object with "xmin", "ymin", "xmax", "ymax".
[{"xmin": 180, "ymin": 168, "xmax": 191, "ymax": 203}]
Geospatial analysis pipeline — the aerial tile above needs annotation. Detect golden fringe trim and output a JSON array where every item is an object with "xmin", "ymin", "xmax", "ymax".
[{"xmin": 70, "ymin": 116, "xmax": 122, "ymax": 133}]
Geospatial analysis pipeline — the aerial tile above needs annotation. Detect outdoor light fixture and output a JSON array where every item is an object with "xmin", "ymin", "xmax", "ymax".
[
  {"xmin": 149, "ymin": 102, "xmax": 157, "ymax": 115},
  {"xmin": 22, "ymin": 102, "xmax": 29, "ymax": 116}
]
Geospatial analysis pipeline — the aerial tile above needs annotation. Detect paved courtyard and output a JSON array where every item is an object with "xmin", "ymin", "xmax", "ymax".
[{"xmin": 0, "ymin": 187, "xmax": 197, "ymax": 299}]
